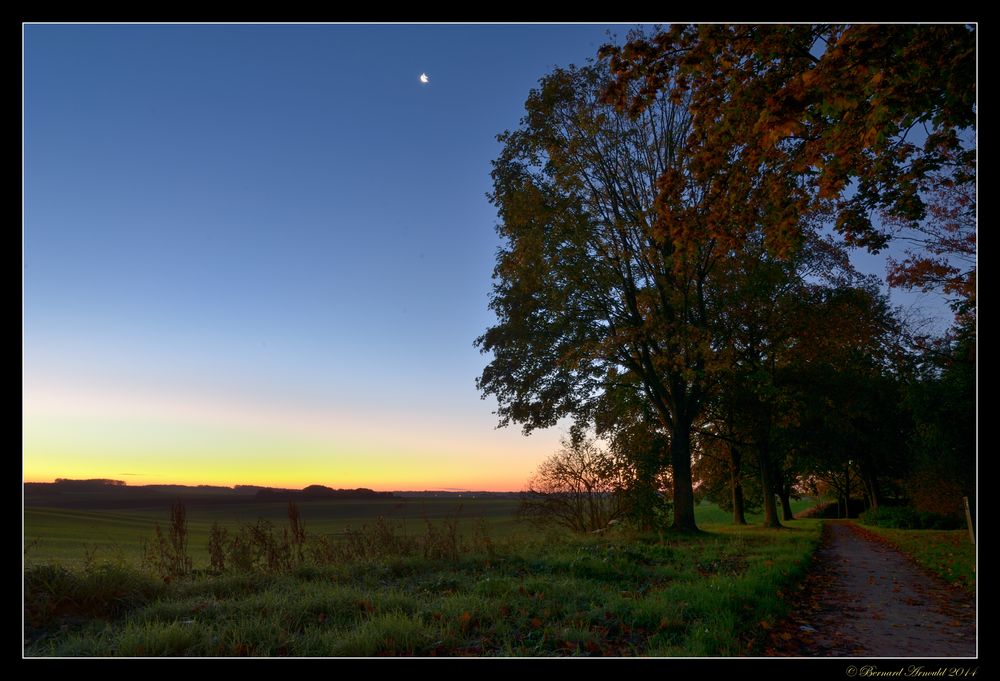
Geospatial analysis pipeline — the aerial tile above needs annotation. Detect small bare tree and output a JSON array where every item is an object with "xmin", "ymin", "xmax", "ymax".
[{"xmin": 519, "ymin": 436, "xmax": 630, "ymax": 533}]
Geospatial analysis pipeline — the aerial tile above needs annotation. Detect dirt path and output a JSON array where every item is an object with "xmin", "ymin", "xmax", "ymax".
[{"xmin": 768, "ymin": 521, "xmax": 976, "ymax": 657}]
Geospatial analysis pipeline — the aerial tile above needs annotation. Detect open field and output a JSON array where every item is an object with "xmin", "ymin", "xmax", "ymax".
[
  {"xmin": 24, "ymin": 497, "xmax": 817, "ymax": 569},
  {"xmin": 24, "ymin": 497, "xmax": 822, "ymax": 656},
  {"xmin": 25, "ymin": 498, "xmax": 525, "ymax": 569}
]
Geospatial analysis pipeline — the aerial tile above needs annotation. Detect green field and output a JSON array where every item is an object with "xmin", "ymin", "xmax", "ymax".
[
  {"xmin": 24, "ymin": 497, "xmax": 816, "ymax": 569},
  {"xmin": 24, "ymin": 497, "xmax": 822, "ymax": 657},
  {"xmin": 25, "ymin": 498, "xmax": 526, "ymax": 569}
]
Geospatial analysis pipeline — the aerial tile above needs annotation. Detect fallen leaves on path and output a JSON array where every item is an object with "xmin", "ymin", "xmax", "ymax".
[{"xmin": 765, "ymin": 522, "xmax": 976, "ymax": 657}]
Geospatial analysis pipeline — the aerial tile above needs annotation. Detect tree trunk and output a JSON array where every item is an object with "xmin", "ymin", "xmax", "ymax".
[
  {"xmin": 759, "ymin": 447, "xmax": 783, "ymax": 528},
  {"xmin": 868, "ymin": 482, "xmax": 880, "ymax": 512},
  {"xmin": 671, "ymin": 420, "xmax": 699, "ymax": 532},
  {"xmin": 732, "ymin": 479, "xmax": 747, "ymax": 525},
  {"xmin": 862, "ymin": 461, "xmax": 881, "ymax": 511},
  {"xmin": 779, "ymin": 490, "xmax": 794, "ymax": 521},
  {"xmin": 775, "ymin": 466, "xmax": 795, "ymax": 521},
  {"xmin": 858, "ymin": 474, "xmax": 874, "ymax": 513},
  {"xmin": 730, "ymin": 447, "xmax": 747, "ymax": 525},
  {"xmin": 634, "ymin": 448, "xmax": 659, "ymax": 532},
  {"xmin": 844, "ymin": 463, "xmax": 851, "ymax": 518}
]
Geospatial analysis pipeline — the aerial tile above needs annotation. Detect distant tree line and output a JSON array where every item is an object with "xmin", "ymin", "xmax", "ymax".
[
  {"xmin": 25, "ymin": 480, "xmax": 398, "ymax": 508},
  {"xmin": 254, "ymin": 486, "xmax": 396, "ymax": 501},
  {"xmin": 51, "ymin": 478, "xmax": 127, "ymax": 487}
]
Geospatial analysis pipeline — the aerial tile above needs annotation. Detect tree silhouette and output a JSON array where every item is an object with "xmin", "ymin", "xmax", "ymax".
[{"xmin": 476, "ymin": 61, "xmax": 719, "ymax": 531}]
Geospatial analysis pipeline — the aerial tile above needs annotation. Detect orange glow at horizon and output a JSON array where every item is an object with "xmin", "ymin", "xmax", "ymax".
[{"xmin": 23, "ymin": 381, "xmax": 563, "ymax": 493}]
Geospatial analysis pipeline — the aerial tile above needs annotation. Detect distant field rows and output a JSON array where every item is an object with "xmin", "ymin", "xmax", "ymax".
[
  {"xmin": 24, "ymin": 498, "xmax": 817, "ymax": 569},
  {"xmin": 25, "ymin": 499, "xmax": 519, "ymax": 568}
]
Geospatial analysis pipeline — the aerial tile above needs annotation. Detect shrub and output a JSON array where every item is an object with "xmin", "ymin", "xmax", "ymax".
[
  {"xmin": 859, "ymin": 506, "xmax": 963, "ymax": 530},
  {"xmin": 519, "ymin": 436, "xmax": 631, "ymax": 533}
]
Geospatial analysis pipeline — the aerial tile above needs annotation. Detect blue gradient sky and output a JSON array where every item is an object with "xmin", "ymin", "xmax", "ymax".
[
  {"xmin": 24, "ymin": 23, "xmax": 628, "ymax": 490},
  {"xmin": 23, "ymin": 23, "xmax": 955, "ymax": 490}
]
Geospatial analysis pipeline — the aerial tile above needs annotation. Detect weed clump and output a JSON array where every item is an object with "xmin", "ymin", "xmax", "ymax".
[
  {"xmin": 136, "ymin": 500, "xmax": 491, "ymax": 578},
  {"xmin": 208, "ymin": 522, "xmax": 228, "ymax": 574},
  {"xmin": 306, "ymin": 508, "xmax": 474, "ymax": 566},
  {"xmin": 141, "ymin": 501, "xmax": 192, "ymax": 581},
  {"xmin": 230, "ymin": 519, "xmax": 299, "ymax": 573},
  {"xmin": 422, "ymin": 509, "xmax": 460, "ymax": 562}
]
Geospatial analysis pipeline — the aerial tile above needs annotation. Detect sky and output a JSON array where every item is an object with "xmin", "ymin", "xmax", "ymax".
[
  {"xmin": 23, "ymin": 23, "xmax": 630, "ymax": 491},
  {"xmin": 22, "ymin": 23, "xmax": 957, "ymax": 492}
]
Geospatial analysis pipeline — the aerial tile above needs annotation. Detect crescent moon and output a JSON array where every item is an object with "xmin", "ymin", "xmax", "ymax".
[{"xmin": 419, "ymin": 73, "xmax": 429, "ymax": 84}]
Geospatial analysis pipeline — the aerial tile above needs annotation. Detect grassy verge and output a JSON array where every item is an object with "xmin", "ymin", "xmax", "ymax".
[
  {"xmin": 25, "ymin": 520, "xmax": 821, "ymax": 657},
  {"xmin": 852, "ymin": 524, "xmax": 975, "ymax": 593}
]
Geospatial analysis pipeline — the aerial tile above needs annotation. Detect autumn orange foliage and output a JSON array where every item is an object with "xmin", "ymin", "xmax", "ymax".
[{"xmin": 601, "ymin": 25, "xmax": 975, "ymax": 317}]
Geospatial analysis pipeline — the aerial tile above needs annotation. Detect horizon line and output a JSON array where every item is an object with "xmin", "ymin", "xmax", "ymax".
[{"xmin": 23, "ymin": 478, "xmax": 523, "ymax": 494}]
